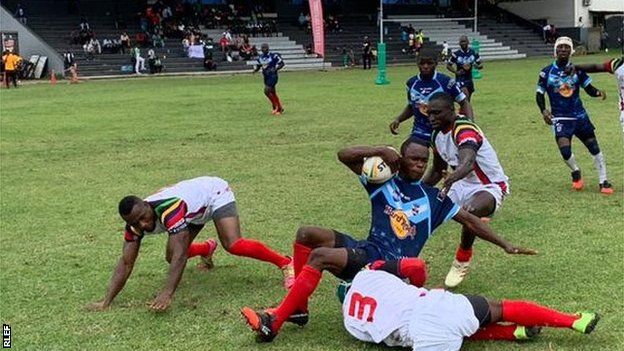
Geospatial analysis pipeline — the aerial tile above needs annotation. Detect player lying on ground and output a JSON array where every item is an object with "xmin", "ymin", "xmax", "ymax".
[
  {"xmin": 86, "ymin": 176, "xmax": 294, "ymax": 312},
  {"xmin": 341, "ymin": 265, "xmax": 599, "ymax": 351},
  {"xmin": 423, "ymin": 92, "xmax": 511, "ymax": 288},
  {"xmin": 241, "ymin": 138, "xmax": 536, "ymax": 342},
  {"xmin": 535, "ymin": 37, "xmax": 613, "ymax": 194},
  {"xmin": 573, "ymin": 57, "xmax": 624, "ymax": 132},
  {"xmin": 390, "ymin": 49, "xmax": 474, "ymax": 141}
]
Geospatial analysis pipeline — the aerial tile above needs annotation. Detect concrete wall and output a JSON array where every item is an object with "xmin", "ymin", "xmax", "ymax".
[
  {"xmin": 499, "ymin": 0, "xmax": 577, "ymax": 27},
  {"xmin": 499, "ymin": 0, "xmax": 623, "ymax": 28},
  {"xmin": 0, "ymin": 5, "xmax": 63, "ymax": 77}
]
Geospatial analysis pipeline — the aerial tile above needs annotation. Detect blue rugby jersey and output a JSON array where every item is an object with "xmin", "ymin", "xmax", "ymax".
[
  {"xmin": 537, "ymin": 61, "xmax": 592, "ymax": 120},
  {"xmin": 450, "ymin": 48, "xmax": 481, "ymax": 83}
]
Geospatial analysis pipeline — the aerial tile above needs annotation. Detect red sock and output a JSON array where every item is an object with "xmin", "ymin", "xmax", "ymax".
[
  {"xmin": 292, "ymin": 242, "xmax": 312, "ymax": 311},
  {"xmin": 266, "ymin": 93, "xmax": 276, "ymax": 109},
  {"xmin": 455, "ymin": 247, "xmax": 473, "ymax": 262},
  {"xmin": 468, "ymin": 324, "xmax": 518, "ymax": 340},
  {"xmin": 272, "ymin": 92, "xmax": 282, "ymax": 109},
  {"xmin": 187, "ymin": 241, "xmax": 211, "ymax": 257},
  {"xmin": 398, "ymin": 258, "xmax": 428, "ymax": 287},
  {"xmin": 293, "ymin": 242, "xmax": 312, "ymax": 277},
  {"xmin": 273, "ymin": 265, "xmax": 321, "ymax": 331},
  {"xmin": 502, "ymin": 300, "xmax": 578, "ymax": 328},
  {"xmin": 228, "ymin": 238, "xmax": 291, "ymax": 268}
]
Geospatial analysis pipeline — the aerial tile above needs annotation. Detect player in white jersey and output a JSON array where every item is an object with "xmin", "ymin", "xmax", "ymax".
[
  {"xmin": 423, "ymin": 92, "xmax": 509, "ymax": 288},
  {"xmin": 341, "ymin": 267, "xmax": 599, "ymax": 351},
  {"xmin": 574, "ymin": 57, "xmax": 624, "ymax": 132},
  {"xmin": 86, "ymin": 176, "xmax": 294, "ymax": 312}
]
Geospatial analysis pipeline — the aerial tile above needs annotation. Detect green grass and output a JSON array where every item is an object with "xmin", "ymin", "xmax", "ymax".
[{"xmin": 1, "ymin": 55, "xmax": 622, "ymax": 350}]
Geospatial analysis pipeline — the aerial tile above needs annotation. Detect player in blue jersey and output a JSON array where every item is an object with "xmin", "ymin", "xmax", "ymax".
[
  {"xmin": 447, "ymin": 35, "xmax": 483, "ymax": 101},
  {"xmin": 253, "ymin": 43, "xmax": 285, "ymax": 115},
  {"xmin": 389, "ymin": 49, "xmax": 474, "ymax": 142},
  {"xmin": 241, "ymin": 138, "xmax": 535, "ymax": 342},
  {"xmin": 535, "ymin": 37, "xmax": 613, "ymax": 194}
]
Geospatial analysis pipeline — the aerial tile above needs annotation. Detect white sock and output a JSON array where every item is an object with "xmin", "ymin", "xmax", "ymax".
[
  {"xmin": 565, "ymin": 154, "xmax": 580, "ymax": 172},
  {"xmin": 592, "ymin": 152, "xmax": 608, "ymax": 183}
]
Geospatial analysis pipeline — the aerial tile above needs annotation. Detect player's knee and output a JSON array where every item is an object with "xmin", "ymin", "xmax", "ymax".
[
  {"xmin": 296, "ymin": 226, "xmax": 323, "ymax": 247},
  {"xmin": 558, "ymin": 145, "xmax": 572, "ymax": 160},
  {"xmin": 307, "ymin": 247, "xmax": 333, "ymax": 269},
  {"xmin": 584, "ymin": 138, "xmax": 600, "ymax": 155}
]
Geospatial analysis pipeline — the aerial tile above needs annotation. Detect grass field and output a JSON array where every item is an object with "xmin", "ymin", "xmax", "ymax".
[{"xmin": 1, "ymin": 54, "xmax": 623, "ymax": 351}]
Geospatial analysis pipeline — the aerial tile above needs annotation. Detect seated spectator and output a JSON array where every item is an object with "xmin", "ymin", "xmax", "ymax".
[
  {"xmin": 120, "ymin": 32, "xmax": 131, "ymax": 54},
  {"xmin": 182, "ymin": 37, "xmax": 190, "ymax": 57},
  {"xmin": 147, "ymin": 48, "xmax": 163, "ymax": 74},
  {"xmin": 219, "ymin": 34, "xmax": 230, "ymax": 61},
  {"xmin": 204, "ymin": 56, "xmax": 217, "ymax": 71},
  {"xmin": 89, "ymin": 37, "xmax": 102, "ymax": 54},
  {"xmin": 80, "ymin": 17, "xmax": 90, "ymax": 31},
  {"xmin": 135, "ymin": 32, "xmax": 149, "ymax": 47},
  {"xmin": 152, "ymin": 32, "xmax": 165, "ymax": 48},
  {"xmin": 63, "ymin": 51, "xmax": 76, "ymax": 71},
  {"xmin": 14, "ymin": 4, "xmax": 27, "ymax": 25},
  {"xmin": 130, "ymin": 46, "xmax": 145, "ymax": 74},
  {"xmin": 102, "ymin": 38, "xmax": 113, "ymax": 53}
]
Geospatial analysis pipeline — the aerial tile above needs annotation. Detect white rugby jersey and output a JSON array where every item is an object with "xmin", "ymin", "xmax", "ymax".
[
  {"xmin": 432, "ymin": 118, "xmax": 509, "ymax": 194},
  {"xmin": 124, "ymin": 176, "xmax": 234, "ymax": 241},
  {"xmin": 612, "ymin": 59, "xmax": 624, "ymax": 112},
  {"xmin": 342, "ymin": 270, "xmax": 426, "ymax": 348}
]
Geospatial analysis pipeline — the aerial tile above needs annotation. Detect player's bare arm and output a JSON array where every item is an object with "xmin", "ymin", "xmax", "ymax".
[
  {"xmin": 422, "ymin": 151, "xmax": 448, "ymax": 186},
  {"xmin": 459, "ymin": 98, "xmax": 474, "ymax": 120},
  {"xmin": 86, "ymin": 239, "xmax": 141, "ymax": 311},
  {"xmin": 276, "ymin": 61, "xmax": 285, "ymax": 71},
  {"xmin": 446, "ymin": 61, "xmax": 458, "ymax": 75},
  {"xmin": 390, "ymin": 104, "xmax": 414, "ymax": 135},
  {"xmin": 253, "ymin": 64, "xmax": 261, "ymax": 73},
  {"xmin": 535, "ymin": 92, "xmax": 552, "ymax": 125},
  {"xmin": 583, "ymin": 83, "xmax": 607, "ymax": 100},
  {"xmin": 150, "ymin": 230, "xmax": 191, "ymax": 312},
  {"xmin": 443, "ymin": 146, "xmax": 477, "ymax": 190},
  {"xmin": 338, "ymin": 146, "xmax": 400, "ymax": 174},
  {"xmin": 453, "ymin": 209, "xmax": 537, "ymax": 255},
  {"xmin": 574, "ymin": 63, "xmax": 608, "ymax": 73}
]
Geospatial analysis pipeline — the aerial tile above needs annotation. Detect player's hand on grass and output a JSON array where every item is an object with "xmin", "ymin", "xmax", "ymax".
[
  {"xmin": 541, "ymin": 109, "xmax": 553, "ymax": 125},
  {"xmin": 503, "ymin": 244, "xmax": 538, "ymax": 255},
  {"xmin": 149, "ymin": 292, "xmax": 172, "ymax": 312},
  {"xmin": 389, "ymin": 119, "xmax": 401, "ymax": 135},
  {"xmin": 85, "ymin": 300, "xmax": 110, "ymax": 312}
]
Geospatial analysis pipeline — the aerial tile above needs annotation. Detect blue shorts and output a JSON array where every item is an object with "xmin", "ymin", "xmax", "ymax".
[
  {"xmin": 334, "ymin": 231, "xmax": 384, "ymax": 263},
  {"xmin": 263, "ymin": 73, "xmax": 278, "ymax": 87},
  {"xmin": 410, "ymin": 123, "xmax": 433, "ymax": 144},
  {"xmin": 552, "ymin": 118, "xmax": 596, "ymax": 140},
  {"xmin": 458, "ymin": 80, "xmax": 475, "ymax": 94}
]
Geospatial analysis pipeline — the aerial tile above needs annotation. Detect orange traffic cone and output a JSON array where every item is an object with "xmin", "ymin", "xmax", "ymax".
[{"xmin": 50, "ymin": 70, "xmax": 57, "ymax": 85}]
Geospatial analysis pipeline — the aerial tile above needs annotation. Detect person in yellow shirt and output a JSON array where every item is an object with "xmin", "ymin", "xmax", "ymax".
[{"xmin": 2, "ymin": 50, "xmax": 22, "ymax": 88}]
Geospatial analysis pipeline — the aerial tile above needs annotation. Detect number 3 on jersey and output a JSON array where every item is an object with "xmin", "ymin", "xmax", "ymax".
[{"xmin": 348, "ymin": 292, "xmax": 378, "ymax": 322}]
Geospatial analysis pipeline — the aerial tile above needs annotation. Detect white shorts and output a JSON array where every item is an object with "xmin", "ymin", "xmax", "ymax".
[
  {"xmin": 448, "ymin": 179, "xmax": 506, "ymax": 211},
  {"xmin": 193, "ymin": 178, "xmax": 236, "ymax": 224},
  {"xmin": 408, "ymin": 290, "xmax": 480, "ymax": 351},
  {"xmin": 619, "ymin": 110, "xmax": 624, "ymax": 132}
]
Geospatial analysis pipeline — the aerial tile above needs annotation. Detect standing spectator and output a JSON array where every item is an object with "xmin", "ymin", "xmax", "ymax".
[
  {"xmin": 14, "ymin": 3, "xmax": 27, "ymax": 25},
  {"xmin": 441, "ymin": 40, "xmax": 450, "ymax": 61},
  {"xmin": 131, "ymin": 46, "xmax": 145, "ymax": 74},
  {"xmin": 542, "ymin": 23, "xmax": 551, "ymax": 43},
  {"xmin": 219, "ymin": 34, "xmax": 230, "ymax": 61},
  {"xmin": 120, "ymin": 32, "xmax": 131, "ymax": 54},
  {"xmin": 298, "ymin": 12, "xmax": 308, "ymax": 30},
  {"xmin": 362, "ymin": 36, "xmax": 372, "ymax": 70},
  {"xmin": 599, "ymin": 25, "xmax": 609, "ymax": 53},
  {"xmin": 415, "ymin": 29, "xmax": 425, "ymax": 55},
  {"xmin": 2, "ymin": 50, "xmax": 22, "ymax": 89}
]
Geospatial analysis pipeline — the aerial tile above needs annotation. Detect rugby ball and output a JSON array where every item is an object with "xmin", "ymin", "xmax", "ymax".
[{"xmin": 362, "ymin": 156, "xmax": 394, "ymax": 184}]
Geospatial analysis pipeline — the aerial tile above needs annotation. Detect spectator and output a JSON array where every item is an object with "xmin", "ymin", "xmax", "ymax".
[
  {"xmin": 415, "ymin": 29, "xmax": 424, "ymax": 55},
  {"xmin": 147, "ymin": 49, "xmax": 163, "ymax": 74},
  {"xmin": 135, "ymin": 32, "xmax": 149, "ymax": 47},
  {"xmin": 298, "ymin": 12, "xmax": 308, "ymax": 30},
  {"xmin": 204, "ymin": 56, "xmax": 217, "ymax": 71},
  {"xmin": 152, "ymin": 32, "xmax": 164, "ymax": 48},
  {"xmin": 120, "ymin": 32, "xmax": 131, "ymax": 54},
  {"xmin": 63, "ymin": 51, "xmax": 78, "ymax": 82},
  {"xmin": 2, "ymin": 50, "xmax": 22, "ymax": 88},
  {"xmin": 600, "ymin": 25, "xmax": 609, "ymax": 53},
  {"xmin": 219, "ymin": 34, "xmax": 230, "ymax": 61},
  {"xmin": 542, "ymin": 23, "xmax": 551, "ymax": 43},
  {"xmin": 130, "ymin": 46, "xmax": 146, "ymax": 74},
  {"xmin": 89, "ymin": 37, "xmax": 102, "ymax": 54},
  {"xmin": 362, "ymin": 35, "xmax": 372, "ymax": 70},
  {"xmin": 441, "ymin": 40, "xmax": 450, "ymax": 61},
  {"xmin": 80, "ymin": 17, "xmax": 90, "ymax": 31},
  {"xmin": 14, "ymin": 3, "xmax": 27, "ymax": 25},
  {"xmin": 182, "ymin": 37, "xmax": 190, "ymax": 57}
]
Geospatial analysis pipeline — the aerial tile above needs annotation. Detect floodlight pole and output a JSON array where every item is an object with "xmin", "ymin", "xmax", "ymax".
[
  {"xmin": 473, "ymin": 0, "xmax": 478, "ymax": 33},
  {"xmin": 375, "ymin": 0, "xmax": 390, "ymax": 85}
]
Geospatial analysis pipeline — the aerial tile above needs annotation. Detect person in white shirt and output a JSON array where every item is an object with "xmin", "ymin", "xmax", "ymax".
[{"xmin": 341, "ymin": 267, "xmax": 599, "ymax": 351}]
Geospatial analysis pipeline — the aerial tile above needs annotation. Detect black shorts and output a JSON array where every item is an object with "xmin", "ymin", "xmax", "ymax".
[
  {"xmin": 464, "ymin": 294, "xmax": 491, "ymax": 327},
  {"xmin": 333, "ymin": 231, "xmax": 379, "ymax": 281}
]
